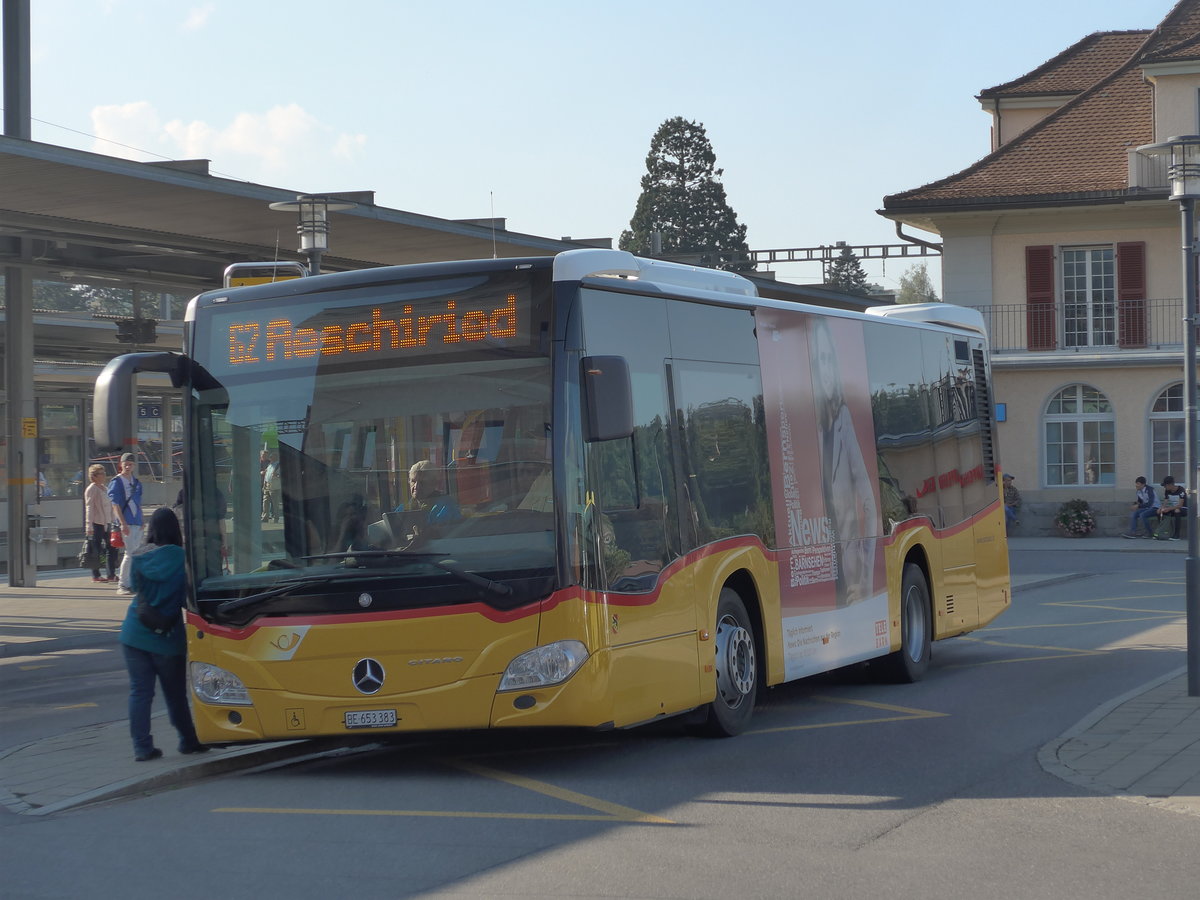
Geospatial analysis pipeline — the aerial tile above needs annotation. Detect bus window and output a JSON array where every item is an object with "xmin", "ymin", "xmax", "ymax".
[
  {"xmin": 580, "ymin": 289, "xmax": 676, "ymax": 591},
  {"xmin": 672, "ymin": 360, "xmax": 772, "ymax": 546}
]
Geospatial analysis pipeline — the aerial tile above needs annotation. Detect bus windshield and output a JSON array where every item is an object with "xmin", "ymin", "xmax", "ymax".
[{"xmin": 183, "ymin": 266, "xmax": 555, "ymax": 616}]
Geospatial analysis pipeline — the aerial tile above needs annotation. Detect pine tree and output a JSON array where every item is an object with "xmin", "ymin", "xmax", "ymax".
[
  {"xmin": 826, "ymin": 245, "xmax": 869, "ymax": 296},
  {"xmin": 619, "ymin": 117, "xmax": 752, "ymax": 272},
  {"xmin": 896, "ymin": 262, "xmax": 940, "ymax": 304}
]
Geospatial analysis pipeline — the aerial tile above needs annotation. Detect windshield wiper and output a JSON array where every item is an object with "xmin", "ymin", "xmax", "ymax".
[
  {"xmin": 215, "ymin": 574, "xmax": 342, "ymax": 616},
  {"xmin": 304, "ymin": 550, "xmax": 513, "ymax": 598}
]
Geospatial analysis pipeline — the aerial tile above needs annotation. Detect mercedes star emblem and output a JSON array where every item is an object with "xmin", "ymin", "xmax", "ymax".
[{"xmin": 352, "ymin": 658, "xmax": 385, "ymax": 695}]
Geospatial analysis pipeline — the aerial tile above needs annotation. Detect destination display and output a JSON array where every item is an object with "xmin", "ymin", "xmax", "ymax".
[{"xmin": 198, "ymin": 274, "xmax": 537, "ymax": 378}]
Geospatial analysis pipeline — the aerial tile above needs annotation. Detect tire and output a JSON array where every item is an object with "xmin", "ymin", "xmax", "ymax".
[
  {"xmin": 880, "ymin": 564, "xmax": 931, "ymax": 683},
  {"xmin": 698, "ymin": 587, "xmax": 758, "ymax": 737}
]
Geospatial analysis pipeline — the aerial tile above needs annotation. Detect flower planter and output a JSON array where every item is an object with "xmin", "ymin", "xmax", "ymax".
[{"xmin": 1055, "ymin": 499, "xmax": 1095, "ymax": 538}]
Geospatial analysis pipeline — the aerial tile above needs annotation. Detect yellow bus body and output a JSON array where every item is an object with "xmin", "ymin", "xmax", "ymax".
[{"xmin": 189, "ymin": 510, "xmax": 1007, "ymax": 744}]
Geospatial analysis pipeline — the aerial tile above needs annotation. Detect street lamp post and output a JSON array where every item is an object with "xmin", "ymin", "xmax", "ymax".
[
  {"xmin": 1138, "ymin": 135, "xmax": 1200, "ymax": 697},
  {"xmin": 268, "ymin": 194, "xmax": 358, "ymax": 276}
]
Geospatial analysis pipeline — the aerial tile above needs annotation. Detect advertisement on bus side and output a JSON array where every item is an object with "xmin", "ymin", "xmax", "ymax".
[{"xmin": 756, "ymin": 309, "xmax": 889, "ymax": 680}]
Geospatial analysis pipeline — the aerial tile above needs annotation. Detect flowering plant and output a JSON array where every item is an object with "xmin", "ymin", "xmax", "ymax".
[{"xmin": 1055, "ymin": 499, "xmax": 1095, "ymax": 536}]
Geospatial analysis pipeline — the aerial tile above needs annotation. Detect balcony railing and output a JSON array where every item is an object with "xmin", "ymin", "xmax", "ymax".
[
  {"xmin": 969, "ymin": 298, "xmax": 1185, "ymax": 354},
  {"xmin": 1128, "ymin": 149, "xmax": 1168, "ymax": 192}
]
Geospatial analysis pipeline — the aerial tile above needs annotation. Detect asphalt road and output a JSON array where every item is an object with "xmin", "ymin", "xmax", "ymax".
[{"xmin": 2, "ymin": 546, "xmax": 1198, "ymax": 899}]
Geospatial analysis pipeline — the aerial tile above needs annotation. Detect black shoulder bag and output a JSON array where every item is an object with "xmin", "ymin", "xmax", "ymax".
[{"xmin": 136, "ymin": 594, "xmax": 177, "ymax": 635}]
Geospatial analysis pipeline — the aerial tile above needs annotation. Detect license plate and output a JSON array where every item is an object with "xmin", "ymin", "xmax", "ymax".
[{"xmin": 344, "ymin": 709, "xmax": 397, "ymax": 729}]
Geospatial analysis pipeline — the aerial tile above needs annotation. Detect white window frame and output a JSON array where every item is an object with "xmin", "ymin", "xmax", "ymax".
[
  {"xmin": 1043, "ymin": 384, "xmax": 1116, "ymax": 487},
  {"xmin": 1060, "ymin": 245, "xmax": 1115, "ymax": 348},
  {"xmin": 1150, "ymin": 382, "xmax": 1185, "ymax": 486}
]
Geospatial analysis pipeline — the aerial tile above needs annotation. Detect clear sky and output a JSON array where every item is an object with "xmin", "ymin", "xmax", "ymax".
[{"xmin": 13, "ymin": 0, "xmax": 1178, "ymax": 290}]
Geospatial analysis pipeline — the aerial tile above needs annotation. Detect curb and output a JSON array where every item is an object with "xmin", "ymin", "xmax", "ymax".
[
  {"xmin": 0, "ymin": 728, "xmax": 369, "ymax": 816},
  {"xmin": 1037, "ymin": 666, "xmax": 1200, "ymax": 818}
]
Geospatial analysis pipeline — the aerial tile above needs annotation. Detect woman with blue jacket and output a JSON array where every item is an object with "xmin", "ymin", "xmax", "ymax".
[{"xmin": 120, "ymin": 506, "xmax": 205, "ymax": 761}]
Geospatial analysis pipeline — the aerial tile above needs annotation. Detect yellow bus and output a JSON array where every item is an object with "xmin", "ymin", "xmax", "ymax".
[{"xmin": 94, "ymin": 249, "xmax": 1009, "ymax": 742}]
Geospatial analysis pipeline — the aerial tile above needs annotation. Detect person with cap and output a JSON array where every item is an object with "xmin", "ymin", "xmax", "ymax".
[
  {"xmin": 108, "ymin": 452, "xmax": 145, "ymax": 593},
  {"xmin": 1155, "ymin": 475, "xmax": 1188, "ymax": 541},
  {"xmin": 1123, "ymin": 476, "xmax": 1159, "ymax": 538},
  {"xmin": 1002, "ymin": 473, "xmax": 1021, "ymax": 528}
]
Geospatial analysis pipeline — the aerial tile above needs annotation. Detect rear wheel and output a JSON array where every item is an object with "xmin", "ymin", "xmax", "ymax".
[
  {"xmin": 880, "ymin": 564, "xmax": 931, "ymax": 683},
  {"xmin": 698, "ymin": 587, "xmax": 758, "ymax": 737}
]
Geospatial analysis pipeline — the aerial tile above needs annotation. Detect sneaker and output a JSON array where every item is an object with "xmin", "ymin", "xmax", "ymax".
[
  {"xmin": 92, "ymin": 575, "xmax": 103, "ymax": 582},
  {"xmin": 1170, "ymin": 537, "xmax": 1182, "ymax": 541},
  {"xmin": 116, "ymin": 586, "xmax": 133, "ymax": 596},
  {"xmin": 134, "ymin": 748, "xmax": 163, "ymax": 762},
  {"xmin": 179, "ymin": 743, "xmax": 209, "ymax": 755},
  {"xmin": 1121, "ymin": 533, "xmax": 1138, "ymax": 539}
]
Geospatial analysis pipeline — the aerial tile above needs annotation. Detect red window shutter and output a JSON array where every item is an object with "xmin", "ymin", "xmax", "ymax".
[
  {"xmin": 1026, "ymin": 245, "xmax": 1056, "ymax": 350},
  {"xmin": 1117, "ymin": 241, "xmax": 1147, "ymax": 348}
]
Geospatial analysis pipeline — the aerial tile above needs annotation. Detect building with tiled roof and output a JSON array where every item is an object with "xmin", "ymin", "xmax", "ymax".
[{"xmin": 878, "ymin": 0, "xmax": 1200, "ymax": 534}]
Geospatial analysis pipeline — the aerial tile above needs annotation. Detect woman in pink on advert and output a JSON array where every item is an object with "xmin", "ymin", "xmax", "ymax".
[{"xmin": 808, "ymin": 318, "xmax": 879, "ymax": 607}]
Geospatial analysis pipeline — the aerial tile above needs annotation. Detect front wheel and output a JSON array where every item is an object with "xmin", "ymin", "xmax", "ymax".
[
  {"xmin": 879, "ymin": 564, "xmax": 931, "ymax": 683},
  {"xmin": 697, "ymin": 588, "xmax": 758, "ymax": 737}
]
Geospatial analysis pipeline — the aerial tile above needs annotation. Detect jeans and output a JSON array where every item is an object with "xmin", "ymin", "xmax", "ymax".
[
  {"xmin": 1004, "ymin": 505, "xmax": 1018, "ymax": 525},
  {"xmin": 1128, "ymin": 507, "xmax": 1157, "ymax": 535},
  {"xmin": 90, "ymin": 523, "xmax": 117, "ymax": 579},
  {"xmin": 122, "ymin": 644, "xmax": 201, "ymax": 755},
  {"xmin": 117, "ymin": 523, "xmax": 144, "ymax": 589}
]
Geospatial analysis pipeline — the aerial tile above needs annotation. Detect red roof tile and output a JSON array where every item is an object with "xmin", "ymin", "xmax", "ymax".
[
  {"xmin": 978, "ymin": 31, "xmax": 1148, "ymax": 99},
  {"xmin": 886, "ymin": 64, "xmax": 1153, "ymax": 206},
  {"xmin": 883, "ymin": 1, "xmax": 1200, "ymax": 210},
  {"xmin": 1141, "ymin": 0, "xmax": 1200, "ymax": 62}
]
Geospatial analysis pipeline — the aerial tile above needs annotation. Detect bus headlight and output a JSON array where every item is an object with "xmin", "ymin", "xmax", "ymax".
[
  {"xmin": 498, "ymin": 641, "xmax": 589, "ymax": 691},
  {"xmin": 190, "ymin": 661, "xmax": 253, "ymax": 706}
]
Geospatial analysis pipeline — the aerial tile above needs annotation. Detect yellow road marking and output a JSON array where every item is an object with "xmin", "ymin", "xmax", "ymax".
[
  {"xmin": 449, "ymin": 760, "xmax": 674, "ymax": 823},
  {"xmin": 215, "ymin": 760, "xmax": 674, "ymax": 824},
  {"xmin": 1046, "ymin": 595, "xmax": 1180, "ymax": 609},
  {"xmin": 984, "ymin": 614, "xmax": 1180, "ymax": 631},
  {"xmin": 55, "ymin": 702, "xmax": 98, "ymax": 710},
  {"xmin": 949, "ymin": 636, "xmax": 1105, "ymax": 666},
  {"xmin": 748, "ymin": 694, "xmax": 947, "ymax": 735},
  {"xmin": 214, "ymin": 807, "xmax": 639, "ymax": 822}
]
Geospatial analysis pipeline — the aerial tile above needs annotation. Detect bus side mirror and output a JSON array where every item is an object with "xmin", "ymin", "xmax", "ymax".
[
  {"xmin": 94, "ymin": 352, "xmax": 184, "ymax": 452},
  {"xmin": 582, "ymin": 356, "xmax": 633, "ymax": 442}
]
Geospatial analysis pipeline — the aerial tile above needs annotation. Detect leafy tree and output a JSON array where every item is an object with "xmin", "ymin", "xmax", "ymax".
[
  {"xmin": 826, "ymin": 245, "xmax": 869, "ymax": 296},
  {"xmin": 897, "ymin": 262, "xmax": 940, "ymax": 304},
  {"xmin": 619, "ymin": 117, "xmax": 752, "ymax": 272}
]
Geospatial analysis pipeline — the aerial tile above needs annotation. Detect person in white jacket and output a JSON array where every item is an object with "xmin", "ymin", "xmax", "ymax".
[{"xmin": 1123, "ymin": 476, "xmax": 1159, "ymax": 538}]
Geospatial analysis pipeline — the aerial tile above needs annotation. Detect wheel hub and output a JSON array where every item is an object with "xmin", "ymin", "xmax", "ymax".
[{"xmin": 714, "ymin": 614, "xmax": 755, "ymax": 707}]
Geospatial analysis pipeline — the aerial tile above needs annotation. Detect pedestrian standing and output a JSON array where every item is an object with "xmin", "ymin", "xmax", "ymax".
[
  {"xmin": 109, "ymin": 452, "xmax": 144, "ymax": 594},
  {"xmin": 1123, "ymin": 476, "xmax": 1159, "ymax": 538},
  {"xmin": 83, "ymin": 464, "xmax": 116, "ymax": 581},
  {"xmin": 261, "ymin": 451, "xmax": 280, "ymax": 522},
  {"xmin": 120, "ymin": 506, "xmax": 206, "ymax": 761},
  {"xmin": 1002, "ymin": 473, "xmax": 1022, "ymax": 529}
]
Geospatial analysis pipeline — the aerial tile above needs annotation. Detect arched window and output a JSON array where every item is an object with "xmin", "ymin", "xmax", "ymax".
[
  {"xmin": 1043, "ymin": 384, "xmax": 1115, "ymax": 486},
  {"xmin": 1150, "ymin": 383, "xmax": 1185, "ymax": 485}
]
